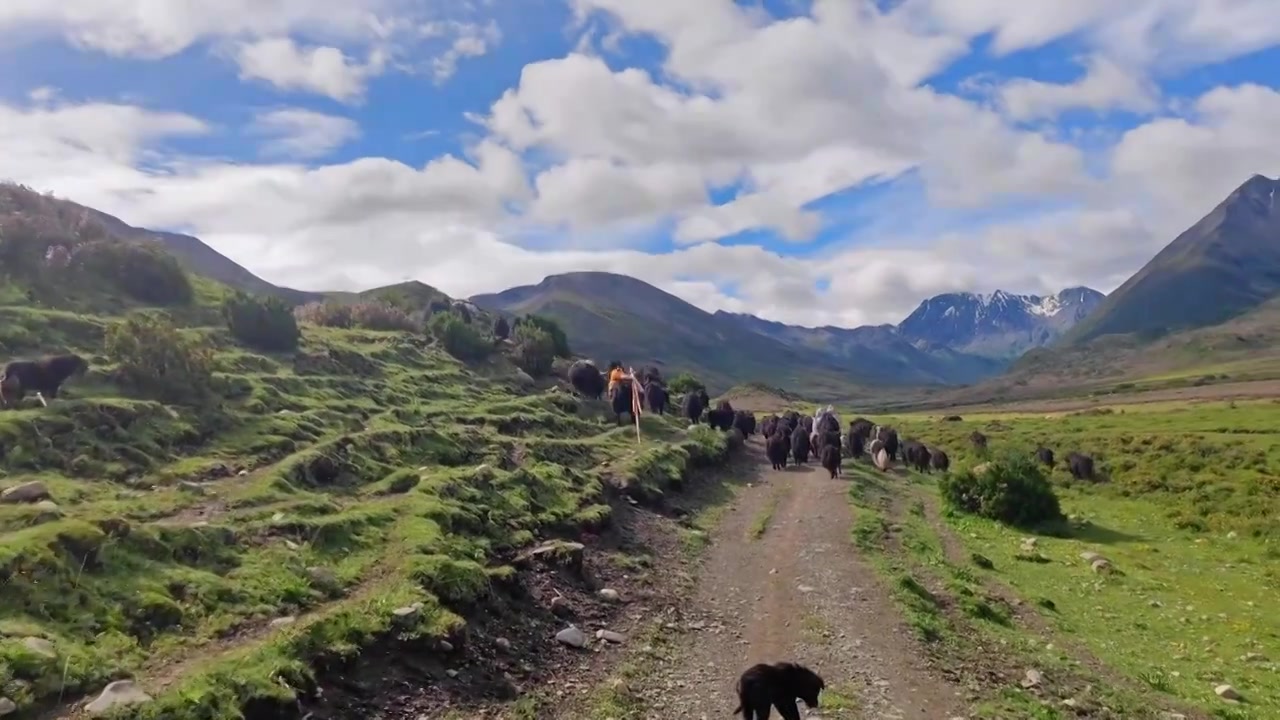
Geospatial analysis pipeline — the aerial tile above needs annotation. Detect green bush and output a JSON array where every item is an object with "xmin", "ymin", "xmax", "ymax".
[
  {"xmin": 69, "ymin": 240, "xmax": 194, "ymax": 306},
  {"xmin": 294, "ymin": 301, "xmax": 418, "ymax": 332},
  {"xmin": 222, "ymin": 292, "xmax": 300, "ymax": 352},
  {"xmin": 293, "ymin": 301, "xmax": 353, "ymax": 328},
  {"xmin": 428, "ymin": 312, "xmax": 490, "ymax": 361},
  {"xmin": 939, "ymin": 452, "xmax": 1064, "ymax": 528},
  {"xmin": 512, "ymin": 323, "xmax": 555, "ymax": 377},
  {"xmin": 105, "ymin": 312, "xmax": 215, "ymax": 403},
  {"xmin": 513, "ymin": 314, "xmax": 569, "ymax": 357},
  {"xmin": 668, "ymin": 373, "xmax": 705, "ymax": 395}
]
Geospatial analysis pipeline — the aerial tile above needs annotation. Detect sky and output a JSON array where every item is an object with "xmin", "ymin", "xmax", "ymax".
[{"xmin": 1, "ymin": 0, "xmax": 1279, "ymax": 328}]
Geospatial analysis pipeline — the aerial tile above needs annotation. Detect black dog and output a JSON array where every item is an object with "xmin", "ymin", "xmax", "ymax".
[
  {"xmin": 734, "ymin": 662, "xmax": 825, "ymax": 720},
  {"xmin": 0, "ymin": 354, "xmax": 89, "ymax": 408}
]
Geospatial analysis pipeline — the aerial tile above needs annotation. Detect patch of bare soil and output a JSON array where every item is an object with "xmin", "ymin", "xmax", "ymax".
[{"xmin": 629, "ymin": 441, "xmax": 967, "ymax": 718}]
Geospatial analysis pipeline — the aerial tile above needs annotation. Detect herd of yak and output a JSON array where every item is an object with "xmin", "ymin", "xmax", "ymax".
[{"xmin": 566, "ymin": 359, "xmax": 1099, "ymax": 482}]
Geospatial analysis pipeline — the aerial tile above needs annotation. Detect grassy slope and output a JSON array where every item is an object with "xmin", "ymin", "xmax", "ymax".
[
  {"xmin": 863, "ymin": 398, "xmax": 1280, "ymax": 717},
  {"xmin": 471, "ymin": 273, "xmax": 878, "ymax": 400},
  {"xmin": 0, "ymin": 276, "xmax": 735, "ymax": 718}
]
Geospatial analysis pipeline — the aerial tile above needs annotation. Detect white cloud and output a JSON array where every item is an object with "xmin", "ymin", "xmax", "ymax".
[
  {"xmin": 425, "ymin": 20, "xmax": 501, "ymax": 83},
  {"xmin": 247, "ymin": 108, "xmax": 361, "ymax": 159},
  {"xmin": 0, "ymin": 0, "xmax": 1278, "ymax": 331}
]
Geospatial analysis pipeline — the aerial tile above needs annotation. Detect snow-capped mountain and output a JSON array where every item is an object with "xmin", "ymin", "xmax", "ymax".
[{"xmin": 897, "ymin": 287, "xmax": 1105, "ymax": 359}]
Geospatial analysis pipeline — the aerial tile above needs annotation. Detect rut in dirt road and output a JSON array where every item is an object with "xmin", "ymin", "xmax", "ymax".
[{"xmin": 646, "ymin": 440, "xmax": 966, "ymax": 718}]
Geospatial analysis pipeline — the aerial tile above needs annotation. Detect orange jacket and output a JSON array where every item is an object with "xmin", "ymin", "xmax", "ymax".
[{"xmin": 608, "ymin": 368, "xmax": 626, "ymax": 385}]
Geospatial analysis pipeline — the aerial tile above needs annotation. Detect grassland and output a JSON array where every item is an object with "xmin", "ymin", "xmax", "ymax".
[
  {"xmin": 0, "ymin": 277, "xmax": 738, "ymax": 719},
  {"xmin": 841, "ymin": 396, "xmax": 1280, "ymax": 718}
]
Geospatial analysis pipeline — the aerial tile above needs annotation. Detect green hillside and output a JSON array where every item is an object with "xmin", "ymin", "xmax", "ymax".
[{"xmin": 0, "ymin": 209, "xmax": 738, "ymax": 718}]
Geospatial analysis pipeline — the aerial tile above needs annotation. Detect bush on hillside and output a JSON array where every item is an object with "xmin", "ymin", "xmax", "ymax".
[
  {"xmin": 668, "ymin": 373, "xmax": 705, "ymax": 395},
  {"xmin": 69, "ymin": 240, "xmax": 194, "ymax": 306},
  {"xmin": 939, "ymin": 452, "xmax": 1064, "ymax": 528},
  {"xmin": 512, "ymin": 323, "xmax": 555, "ymax": 377},
  {"xmin": 513, "ymin": 314, "xmax": 570, "ymax": 357},
  {"xmin": 294, "ymin": 301, "xmax": 418, "ymax": 332},
  {"xmin": 222, "ymin": 292, "xmax": 300, "ymax": 352},
  {"xmin": 428, "ymin": 312, "xmax": 491, "ymax": 361},
  {"xmin": 105, "ymin": 312, "xmax": 215, "ymax": 403}
]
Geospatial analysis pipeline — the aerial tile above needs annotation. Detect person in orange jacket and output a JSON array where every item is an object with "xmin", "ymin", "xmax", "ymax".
[{"xmin": 606, "ymin": 360, "xmax": 630, "ymax": 398}]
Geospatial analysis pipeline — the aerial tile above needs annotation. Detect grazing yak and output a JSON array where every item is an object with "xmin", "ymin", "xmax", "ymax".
[
  {"xmin": 766, "ymin": 431, "xmax": 790, "ymax": 470},
  {"xmin": 902, "ymin": 440, "xmax": 931, "ymax": 473},
  {"xmin": 930, "ymin": 449, "xmax": 950, "ymax": 473},
  {"xmin": 1067, "ymin": 452, "xmax": 1096, "ymax": 481},
  {"xmin": 567, "ymin": 360, "xmax": 605, "ymax": 400},
  {"xmin": 733, "ymin": 410, "xmax": 757, "ymax": 437},
  {"xmin": 707, "ymin": 407, "xmax": 735, "ymax": 431},
  {"xmin": 0, "ymin": 354, "xmax": 89, "ymax": 408},
  {"xmin": 644, "ymin": 381, "xmax": 669, "ymax": 415},
  {"xmin": 970, "ymin": 431, "xmax": 989, "ymax": 453},
  {"xmin": 874, "ymin": 426, "xmax": 900, "ymax": 462},
  {"xmin": 1035, "ymin": 446, "xmax": 1055, "ymax": 468},
  {"xmin": 682, "ymin": 389, "xmax": 710, "ymax": 425},
  {"xmin": 790, "ymin": 427, "xmax": 811, "ymax": 465},
  {"xmin": 942, "ymin": 415, "xmax": 963, "ymax": 422},
  {"xmin": 821, "ymin": 443, "xmax": 842, "ymax": 478},
  {"xmin": 848, "ymin": 417, "xmax": 874, "ymax": 441}
]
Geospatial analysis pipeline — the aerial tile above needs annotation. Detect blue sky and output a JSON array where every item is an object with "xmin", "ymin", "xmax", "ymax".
[{"xmin": 1, "ymin": 0, "xmax": 1278, "ymax": 326}]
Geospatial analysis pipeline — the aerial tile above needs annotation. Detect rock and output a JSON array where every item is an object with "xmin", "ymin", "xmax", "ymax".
[
  {"xmin": 1080, "ymin": 551, "xmax": 1106, "ymax": 563},
  {"xmin": 1090, "ymin": 558, "xmax": 1114, "ymax": 574},
  {"xmin": 445, "ymin": 669, "xmax": 459, "ymax": 679},
  {"xmin": 549, "ymin": 595, "xmax": 574, "ymax": 617},
  {"xmin": 473, "ymin": 464, "xmax": 495, "ymax": 482},
  {"xmin": 1, "ymin": 481, "xmax": 50, "ymax": 504},
  {"xmin": 514, "ymin": 370, "xmax": 536, "ymax": 387},
  {"xmin": 519, "ymin": 541, "xmax": 586, "ymax": 573},
  {"xmin": 271, "ymin": 512, "xmax": 285, "ymax": 522},
  {"xmin": 32, "ymin": 500, "xmax": 61, "ymax": 523},
  {"xmin": 1214, "ymin": 684, "xmax": 1242, "ymax": 701},
  {"xmin": 22, "ymin": 636, "xmax": 56, "ymax": 659},
  {"xmin": 972, "ymin": 462, "xmax": 991, "ymax": 477},
  {"xmin": 598, "ymin": 588, "xmax": 621, "ymax": 603},
  {"xmin": 96, "ymin": 518, "xmax": 132, "ymax": 538},
  {"xmin": 596, "ymin": 630, "xmax": 626, "ymax": 644},
  {"xmin": 1021, "ymin": 669, "xmax": 1043, "ymax": 688},
  {"xmin": 237, "ymin": 469, "xmax": 249, "ymax": 476},
  {"xmin": 269, "ymin": 616, "xmax": 297, "ymax": 628},
  {"xmin": 495, "ymin": 637, "xmax": 512, "ymax": 651},
  {"xmin": 177, "ymin": 481, "xmax": 206, "ymax": 494},
  {"xmin": 1021, "ymin": 537, "xmax": 1038, "ymax": 549},
  {"xmin": 555, "ymin": 626, "xmax": 588, "ymax": 648},
  {"xmin": 86, "ymin": 680, "xmax": 152, "ymax": 716},
  {"xmin": 0, "ymin": 697, "xmax": 14, "ymax": 715},
  {"xmin": 438, "ymin": 640, "xmax": 455, "ymax": 653},
  {"xmin": 305, "ymin": 566, "xmax": 340, "ymax": 593},
  {"xmin": 392, "ymin": 606, "xmax": 419, "ymax": 623}
]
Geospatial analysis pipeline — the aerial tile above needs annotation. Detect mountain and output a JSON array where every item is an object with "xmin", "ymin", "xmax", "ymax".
[
  {"xmin": 1064, "ymin": 174, "xmax": 1280, "ymax": 346},
  {"xmin": 0, "ymin": 182, "xmax": 319, "ymax": 304},
  {"xmin": 713, "ymin": 311, "xmax": 1005, "ymax": 385},
  {"xmin": 470, "ymin": 271, "xmax": 893, "ymax": 397},
  {"xmin": 897, "ymin": 287, "xmax": 1105, "ymax": 358}
]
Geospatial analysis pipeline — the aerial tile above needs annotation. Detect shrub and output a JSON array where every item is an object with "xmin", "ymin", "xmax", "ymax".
[
  {"xmin": 222, "ymin": 292, "xmax": 300, "ymax": 352},
  {"xmin": 493, "ymin": 315, "xmax": 510, "ymax": 341},
  {"xmin": 428, "ymin": 312, "xmax": 490, "ymax": 361},
  {"xmin": 668, "ymin": 373, "xmax": 705, "ymax": 395},
  {"xmin": 294, "ymin": 301, "xmax": 352, "ymax": 328},
  {"xmin": 939, "ymin": 452, "xmax": 1064, "ymax": 528},
  {"xmin": 105, "ymin": 312, "xmax": 215, "ymax": 403},
  {"xmin": 69, "ymin": 240, "xmax": 194, "ymax": 306},
  {"xmin": 512, "ymin": 323, "xmax": 555, "ymax": 377},
  {"xmin": 513, "ymin": 314, "xmax": 569, "ymax": 357}
]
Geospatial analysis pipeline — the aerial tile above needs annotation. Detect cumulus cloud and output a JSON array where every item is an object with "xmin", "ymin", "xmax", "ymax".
[
  {"xmin": 247, "ymin": 108, "xmax": 361, "ymax": 159},
  {"xmin": 0, "ymin": 0, "xmax": 1279, "ymax": 329}
]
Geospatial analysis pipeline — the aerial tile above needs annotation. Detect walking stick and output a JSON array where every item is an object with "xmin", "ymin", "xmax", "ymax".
[{"xmin": 629, "ymin": 367, "xmax": 642, "ymax": 444}]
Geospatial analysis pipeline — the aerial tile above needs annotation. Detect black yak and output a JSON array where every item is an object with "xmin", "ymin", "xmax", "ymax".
[
  {"xmin": 1035, "ymin": 446, "xmax": 1055, "ymax": 468},
  {"xmin": 876, "ymin": 426, "xmax": 899, "ymax": 462},
  {"xmin": 645, "ymin": 382, "xmax": 669, "ymax": 415},
  {"xmin": 682, "ymin": 391, "xmax": 708, "ymax": 425},
  {"xmin": 733, "ymin": 410, "xmax": 757, "ymax": 437},
  {"xmin": 903, "ymin": 441, "xmax": 931, "ymax": 472},
  {"xmin": 846, "ymin": 429, "xmax": 865, "ymax": 459},
  {"xmin": 567, "ymin": 360, "xmax": 605, "ymax": 400},
  {"xmin": 707, "ymin": 407, "xmax": 735, "ymax": 431},
  {"xmin": 849, "ymin": 417, "xmax": 873, "ymax": 441},
  {"xmin": 820, "ymin": 444, "xmax": 841, "ymax": 479},
  {"xmin": 734, "ymin": 662, "xmax": 825, "ymax": 720},
  {"xmin": 1067, "ymin": 452, "xmax": 1095, "ymax": 481},
  {"xmin": 790, "ymin": 427, "xmax": 811, "ymax": 464},
  {"xmin": 766, "ymin": 432, "xmax": 789, "ymax": 470},
  {"xmin": 760, "ymin": 415, "xmax": 779, "ymax": 438},
  {"xmin": 970, "ymin": 431, "xmax": 989, "ymax": 453},
  {"xmin": 608, "ymin": 381, "xmax": 636, "ymax": 426},
  {"xmin": 0, "ymin": 354, "xmax": 89, "ymax": 408},
  {"xmin": 717, "ymin": 399, "xmax": 734, "ymax": 414},
  {"xmin": 930, "ymin": 449, "xmax": 950, "ymax": 472}
]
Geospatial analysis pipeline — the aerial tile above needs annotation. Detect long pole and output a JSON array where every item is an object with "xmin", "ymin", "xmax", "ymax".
[{"xmin": 629, "ymin": 367, "xmax": 642, "ymax": 444}]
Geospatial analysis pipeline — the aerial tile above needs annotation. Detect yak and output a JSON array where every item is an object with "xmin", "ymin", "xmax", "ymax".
[
  {"xmin": 930, "ymin": 449, "xmax": 950, "ymax": 473},
  {"xmin": 734, "ymin": 662, "xmax": 825, "ymax": 720},
  {"xmin": 733, "ymin": 410, "xmax": 757, "ymax": 437},
  {"xmin": 0, "ymin": 354, "xmax": 89, "ymax": 408},
  {"xmin": 567, "ymin": 360, "xmax": 605, "ymax": 400},
  {"xmin": 766, "ymin": 431, "xmax": 789, "ymax": 470},
  {"xmin": 1067, "ymin": 451, "xmax": 1095, "ymax": 481},
  {"xmin": 790, "ymin": 427, "xmax": 811, "ymax": 464},
  {"xmin": 1035, "ymin": 446, "xmax": 1055, "ymax": 468},
  {"xmin": 820, "ymin": 444, "xmax": 841, "ymax": 479},
  {"xmin": 644, "ymin": 382, "xmax": 669, "ymax": 415}
]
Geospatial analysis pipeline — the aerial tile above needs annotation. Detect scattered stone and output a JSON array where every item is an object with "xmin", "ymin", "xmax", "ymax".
[
  {"xmin": 271, "ymin": 512, "xmax": 285, "ymax": 522},
  {"xmin": 177, "ymin": 481, "xmax": 206, "ymax": 494},
  {"xmin": 269, "ymin": 616, "xmax": 297, "ymax": 628},
  {"xmin": 1, "ymin": 481, "xmax": 50, "ymax": 504},
  {"xmin": 598, "ymin": 588, "xmax": 621, "ymax": 603},
  {"xmin": 445, "ymin": 669, "xmax": 459, "ymax": 679},
  {"xmin": 1021, "ymin": 669, "xmax": 1044, "ymax": 688},
  {"xmin": 1241, "ymin": 652, "xmax": 1266, "ymax": 662},
  {"xmin": 519, "ymin": 541, "xmax": 586, "ymax": 573},
  {"xmin": 549, "ymin": 595, "xmax": 574, "ymax": 617},
  {"xmin": 22, "ymin": 637, "xmax": 56, "ymax": 659},
  {"xmin": 970, "ymin": 553, "xmax": 994, "ymax": 570},
  {"xmin": 1080, "ymin": 551, "xmax": 1106, "ymax": 563},
  {"xmin": 32, "ymin": 500, "xmax": 61, "ymax": 523},
  {"xmin": 1021, "ymin": 537, "xmax": 1038, "ymax": 549},
  {"xmin": 96, "ymin": 517, "xmax": 132, "ymax": 538},
  {"xmin": 438, "ymin": 640, "xmax": 455, "ymax": 653},
  {"xmin": 387, "ymin": 473, "xmax": 420, "ymax": 494},
  {"xmin": 392, "ymin": 606, "xmax": 419, "ymax": 623},
  {"xmin": 1090, "ymin": 558, "xmax": 1114, "ymax": 574},
  {"xmin": 555, "ymin": 626, "xmax": 588, "ymax": 648},
  {"xmin": 0, "ymin": 697, "xmax": 15, "ymax": 715},
  {"xmin": 514, "ymin": 370, "xmax": 536, "ymax": 387},
  {"xmin": 1214, "ymin": 684, "xmax": 1242, "ymax": 702},
  {"xmin": 237, "ymin": 469, "xmax": 249, "ymax": 476},
  {"xmin": 495, "ymin": 637, "xmax": 512, "ymax": 652},
  {"xmin": 86, "ymin": 680, "xmax": 152, "ymax": 716},
  {"xmin": 596, "ymin": 629, "xmax": 626, "ymax": 644},
  {"xmin": 305, "ymin": 566, "xmax": 340, "ymax": 592}
]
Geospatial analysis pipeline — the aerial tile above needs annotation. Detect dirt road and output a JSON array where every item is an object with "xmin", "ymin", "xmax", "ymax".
[{"xmin": 638, "ymin": 440, "xmax": 966, "ymax": 718}]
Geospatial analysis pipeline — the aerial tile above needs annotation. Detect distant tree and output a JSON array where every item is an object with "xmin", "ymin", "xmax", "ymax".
[
  {"xmin": 668, "ymin": 373, "xmax": 705, "ymax": 395},
  {"xmin": 222, "ymin": 292, "xmax": 301, "ymax": 352},
  {"xmin": 428, "ymin": 312, "xmax": 491, "ymax": 361}
]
